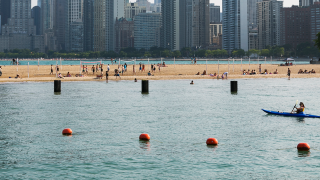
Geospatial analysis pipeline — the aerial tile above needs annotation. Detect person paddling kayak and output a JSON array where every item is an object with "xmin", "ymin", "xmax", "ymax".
[{"xmin": 294, "ymin": 102, "xmax": 305, "ymax": 114}]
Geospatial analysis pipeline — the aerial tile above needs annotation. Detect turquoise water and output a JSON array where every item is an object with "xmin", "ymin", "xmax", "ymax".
[
  {"xmin": 1, "ymin": 79, "xmax": 320, "ymax": 179},
  {"xmin": 0, "ymin": 59, "xmax": 309, "ymax": 66}
]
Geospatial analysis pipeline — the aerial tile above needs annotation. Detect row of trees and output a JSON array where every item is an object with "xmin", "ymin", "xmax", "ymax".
[{"xmin": 1, "ymin": 43, "xmax": 320, "ymax": 59}]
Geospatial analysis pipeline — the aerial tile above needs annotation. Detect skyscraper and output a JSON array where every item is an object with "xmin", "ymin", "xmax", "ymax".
[
  {"xmin": 83, "ymin": 0, "xmax": 94, "ymax": 51},
  {"xmin": 0, "ymin": 0, "xmax": 10, "ymax": 26},
  {"xmin": 66, "ymin": 0, "xmax": 83, "ymax": 51},
  {"xmin": 161, "ymin": 0, "xmax": 180, "ymax": 51},
  {"xmin": 299, "ymin": 0, "xmax": 319, "ymax": 6},
  {"xmin": 134, "ymin": 13, "xmax": 161, "ymax": 50},
  {"xmin": 32, "ymin": 6, "xmax": 41, "ymax": 35},
  {"xmin": 281, "ymin": 6, "xmax": 311, "ymax": 48},
  {"xmin": 55, "ymin": 0, "xmax": 67, "ymax": 51},
  {"xmin": 0, "ymin": 0, "xmax": 44, "ymax": 52},
  {"xmin": 192, "ymin": 0, "xmax": 210, "ymax": 48},
  {"xmin": 93, "ymin": 0, "xmax": 124, "ymax": 52},
  {"xmin": 222, "ymin": 0, "xmax": 248, "ymax": 53},
  {"xmin": 125, "ymin": 3, "xmax": 146, "ymax": 19},
  {"xmin": 247, "ymin": 0, "xmax": 262, "ymax": 30},
  {"xmin": 136, "ymin": 0, "xmax": 151, "ymax": 11},
  {"xmin": 257, "ymin": 0, "xmax": 283, "ymax": 49},
  {"xmin": 209, "ymin": 3, "xmax": 220, "ymax": 23}
]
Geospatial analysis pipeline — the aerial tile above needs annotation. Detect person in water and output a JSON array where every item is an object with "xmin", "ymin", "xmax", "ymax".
[
  {"xmin": 190, "ymin": 80, "xmax": 194, "ymax": 85},
  {"xmin": 295, "ymin": 102, "xmax": 305, "ymax": 114}
]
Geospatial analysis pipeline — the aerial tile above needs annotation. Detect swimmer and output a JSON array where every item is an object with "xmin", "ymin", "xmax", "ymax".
[{"xmin": 190, "ymin": 80, "xmax": 194, "ymax": 84}]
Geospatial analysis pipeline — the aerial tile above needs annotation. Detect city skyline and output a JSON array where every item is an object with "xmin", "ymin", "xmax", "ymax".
[{"xmin": 31, "ymin": 0, "xmax": 299, "ymax": 9}]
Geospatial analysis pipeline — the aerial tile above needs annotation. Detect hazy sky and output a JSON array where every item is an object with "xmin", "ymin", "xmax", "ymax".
[{"xmin": 31, "ymin": 0, "xmax": 299, "ymax": 9}]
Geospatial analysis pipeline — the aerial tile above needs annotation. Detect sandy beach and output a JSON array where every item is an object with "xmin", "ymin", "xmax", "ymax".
[{"xmin": 1, "ymin": 63, "xmax": 320, "ymax": 82}]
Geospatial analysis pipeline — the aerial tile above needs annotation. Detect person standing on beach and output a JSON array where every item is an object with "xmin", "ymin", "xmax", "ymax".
[
  {"xmin": 50, "ymin": 65, "xmax": 53, "ymax": 75},
  {"xmin": 259, "ymin": 64, "xmax": 261, "ymax": 74},
  {"xmin": 56, "ymin": 65, "xmax": 59, "ymax": 72},
  {"xmin": 92, "ymin": 65, "xmax": 95, "ymax": 75},
  {"xmin": 101, "ymin": 64, "xmax": 103, "ymax": 73},
  {"xmin": 0, "ymin": 66, "xmax": 2, "ymax": 76},
  {"xmin": 107, "ymin": 64, "xmax": 110, "ymax": 72},
  {"xmin": 287, "ymin": 68, "xmax": 291, "ymax": 80},
  {"xmin": 122, "ymin": 65, "xmax": 124, "ymax": 75}
]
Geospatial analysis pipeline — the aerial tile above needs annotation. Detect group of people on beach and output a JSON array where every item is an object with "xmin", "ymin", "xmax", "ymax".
[{"xmin": 298, "ymin": 69, "xmax": 316, "ymax": 74}]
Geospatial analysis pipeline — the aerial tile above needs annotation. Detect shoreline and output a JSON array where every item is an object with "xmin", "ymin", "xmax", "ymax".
[{"xmin": 1, "ymin": 64, "xmax": 320, "ymax": 83}]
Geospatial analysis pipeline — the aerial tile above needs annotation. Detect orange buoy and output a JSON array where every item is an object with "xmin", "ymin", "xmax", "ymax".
[
  {"xmin": 297, "ymin": 143, "xmax": 310, "ymax": 151},
  {"xmin": 62, "ymin": 128, "xmax": 72, "ymax": 135},
  {"xmin": 139, "ymin": 134, "xmax": 150, "ymax": 141},
  {"xmin": 206, "ymin": 138, "xmax": 218, "ymax": 145}
]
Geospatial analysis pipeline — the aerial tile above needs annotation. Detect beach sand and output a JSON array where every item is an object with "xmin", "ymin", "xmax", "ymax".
[{"xmin": 0, "ymin": 63, "xmax": 320, "ymax": 82}]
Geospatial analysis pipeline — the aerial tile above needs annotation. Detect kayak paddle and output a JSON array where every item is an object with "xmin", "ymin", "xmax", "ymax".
[{"xmin": 291, "ymin": 100, "xmax": 299, "ymax": 113}]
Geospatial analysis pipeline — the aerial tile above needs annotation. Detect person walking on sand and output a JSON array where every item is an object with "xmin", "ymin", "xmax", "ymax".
[
  {"xmin": 50, "ymin": 65, "xmax": 53, "ymax": 75},
  {"xmin": 287, "ymin": 68, "xmax": 291, "ymax": 80}
]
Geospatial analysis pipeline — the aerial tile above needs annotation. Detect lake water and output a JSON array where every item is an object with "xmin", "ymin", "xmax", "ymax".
[{"xmin": 1, "ymin": 78, "xmax": 320, "ymax": 179}]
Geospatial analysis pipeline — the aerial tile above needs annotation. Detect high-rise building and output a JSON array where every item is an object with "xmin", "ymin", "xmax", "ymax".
[
  {"xmin": 209, "ymin": 3, "xmax": 220, "ymax": 23},
  {"xmin": 281, "ymin": 6, "xmax": 311, "ymax": 48},
  {"xmin": 83, "ymin": 0, "xmax": 94, "ymax": 52},
  {"xmin": 180, "ymin": 0, "xmax": 210, "ymax": 49},
  {"xmin": 210, "ymin": 23, "xmax": 222, "ymax": 47},
  {"xmin": 299, "ymin": 0, "xmax": 319, "ymax": 6},
  {"xmin": 32, "ymin": 6, "xmax": 41, "ymax": 35},
  {"xmin": 247, "ymin": 0, "xmax": 262, "ymax": 30},
  {"xmin": 115, "ymin": 17, "xmax": 134, "ymax": 52},
  {"xmin": 136, "ymin": 0, "xmax": 151, "ymax": 11},
  {"xmin": 66, "ymin": 0, "xmax": 84, "ymax": 51},
  {"xmin": 55, "ymin": 0, "xmax": 67, "ymax": 51},
  {"xmin": 222, "ymin": 0, "xmax": 248, "ymax": 53},
  {"xmin": 134, "ymin": 13, "xmax": 161, "ymax": 50},
  {"xmin": 125, "ymin": 3, "xmax": 146, "ymax": 19},
  {"xmin": 93, "ymin": 0, "xmax": 124, "ymax": 52},
  {"xmin": 0, "ymin": 0, "xmax": 44, "ymax": 52},
  {"xmin": 0, "ymin": 0, "xmax": 11, "ymax": 26},
  {"xmin": 310, "ymin": 2, "xmax": 320, "ymax": 43},
  {"xmin": 161, "ymin": 0, "xmax": 180, "ymax": 51},
  {"xmin": 257, "ymin": 0, "xmax": 283, "ymax": 50}
]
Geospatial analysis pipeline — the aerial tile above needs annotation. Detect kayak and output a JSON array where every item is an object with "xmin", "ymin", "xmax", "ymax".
[{"xmin": 262, "ymin": 109, "xmax": 320, "ymax": 118}]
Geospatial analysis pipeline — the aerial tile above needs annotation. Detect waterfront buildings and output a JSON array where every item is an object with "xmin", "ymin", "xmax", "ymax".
[
  {"xmin": 134, "ymin": 13, "xmax": 161, "ymax": 50},
  {"xmin": 115, "ymin": 17, "xmax": 134, "ymax": 52},
  {"xmin": 248, "ymin": 0, "xmax": 262, "ymax": 30},
  {"xmin": 281, "ymin": 5, "xmax": 311, "ymax": 48},
  {"xmin": 209, "ymin": 3, "xmax": 220, "ymax": 23},
  {"xmin": 0, "ymin": 0, "xmax": 10, "ymax": 26},
  {"xmin": 310, "ymin": 2, "xmax": 320, "ymax": 44},
  {"xmin": 257, "ymin": 0, "xmax": 283, "ymax": 50},
  {"xmin": 0, "ymin": 0, "xmax": 44, "ymax": 52},
  {"xmin": 222, "ymin": 0, "xmax": 248, "ymax": 53},
  {"xmin": 161, "ymin": 0, "xmax": 180, "ymax": 51},
  {"xmin": 125, "ymin": 3, "xmax": 146, "ymax": 19},
  {"xmin": 31, "ymin": 6, "xmax": 41, "ymax": 35}
]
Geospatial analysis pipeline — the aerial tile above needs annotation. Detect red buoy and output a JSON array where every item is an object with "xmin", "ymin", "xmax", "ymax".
[
  {"xmin": 297, "ymin": 143, "xmax": 310, "ymax": 151},
  {"xmin": 62, "ymin": 128, "xmax": 72, "ymax": 135},
  {"xmin": 206, "ymin": 138, "xmax": 218, "ymax": 145},
  {"xmin": 139, "ymin": 134, "xmax": 150, "ymax": 141}
]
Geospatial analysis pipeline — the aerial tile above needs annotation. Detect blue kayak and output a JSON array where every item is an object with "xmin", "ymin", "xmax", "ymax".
[{"xmin": 262, "ymin": 109, "xmax": 320, "ymax": 118}]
